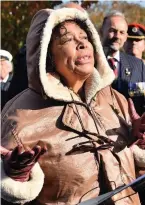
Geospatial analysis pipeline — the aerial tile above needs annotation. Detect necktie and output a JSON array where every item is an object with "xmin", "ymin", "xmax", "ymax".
[{"xmin": 108, "ymin": 58, "xmax": 118, "ymax": 77}]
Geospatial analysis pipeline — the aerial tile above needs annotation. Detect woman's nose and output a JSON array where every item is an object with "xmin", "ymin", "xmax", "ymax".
[{"xmin": 77, "ymin": 41, "xmax": 86, "ymax": 50}]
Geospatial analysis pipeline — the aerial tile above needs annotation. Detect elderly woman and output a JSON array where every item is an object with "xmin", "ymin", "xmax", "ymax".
[{"xmin": 1, "ymin": 8, "xmax": 145, "ymax": 205}]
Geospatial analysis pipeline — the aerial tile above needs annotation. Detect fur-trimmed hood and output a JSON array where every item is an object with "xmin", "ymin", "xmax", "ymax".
[{"xmin": 26, "ymin": 8, "xmax": 115, "ymax": 104}]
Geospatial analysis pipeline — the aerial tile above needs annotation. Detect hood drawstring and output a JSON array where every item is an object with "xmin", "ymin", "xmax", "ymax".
[
  {"xmin": 69, "ymin": 92, "xmax": 115, "ymax": 150},
  {"xmin": 68, "ymin": 92, "xmax": 116, "ymax": 203},
  {"xmin": 68, "ymin": 95, "xmax": 136, "ymax": 204}
]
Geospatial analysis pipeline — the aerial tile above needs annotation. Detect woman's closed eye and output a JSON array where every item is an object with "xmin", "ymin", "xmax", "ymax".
[
  {"xmin": 60, "ymin": 35, "xmax": 88, "ymax": 45},
  {"xmin": 60, "ymin": 34, "xmax": 74, "ymax": 44},
  {"xmin": 80, "ymin": 36, "xmax": 88, "ymax": 40}
]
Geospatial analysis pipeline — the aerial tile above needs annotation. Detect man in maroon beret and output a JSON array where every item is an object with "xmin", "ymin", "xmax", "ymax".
[{"xmin": 124, "ymin": 23, "xmax": 145, "ymax": 63}]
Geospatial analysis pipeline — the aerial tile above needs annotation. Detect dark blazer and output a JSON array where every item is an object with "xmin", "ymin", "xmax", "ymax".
[
  {"xmin": 1, "ymin": 73, "xmax": 13, "ymax": 109},
  {"xmin": 7, "ymin": 45, "xmax": 28, "ymax": 100},
  {"xmin": 112, "ymin": 52, "xmax": 145, "ymax": 115}
]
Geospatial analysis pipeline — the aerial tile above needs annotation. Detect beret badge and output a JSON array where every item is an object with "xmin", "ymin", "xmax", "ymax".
[{"xmin": 132, "ymin": 27, "xmax": 138, "ymax": 33}]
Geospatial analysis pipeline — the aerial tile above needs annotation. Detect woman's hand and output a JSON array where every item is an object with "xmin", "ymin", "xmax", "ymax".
[
  {"xmin": 0, "ymin": 144, "xmax": 47, "ymax": 182},
  {"xmin": 128, "ymin": 98, "xmax": 145, "ymax": 149}
]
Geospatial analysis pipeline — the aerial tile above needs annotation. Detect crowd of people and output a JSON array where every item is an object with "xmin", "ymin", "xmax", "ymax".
[
  {"xmin": 1, "ymin": 3, "xmax": 145, "ymax": 205},
  {"xmin": 100, "ymin": 11, "xmax": 145, "ymax": 115}
]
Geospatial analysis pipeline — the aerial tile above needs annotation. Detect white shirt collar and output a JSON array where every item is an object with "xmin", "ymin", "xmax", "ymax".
[
  {"xmin": 107, "ymin": 51, "xmax": 120, "ymax": 62},
  {"xmin": 0, "ymin": 74, "xmax": 9, "ymax": 83}
]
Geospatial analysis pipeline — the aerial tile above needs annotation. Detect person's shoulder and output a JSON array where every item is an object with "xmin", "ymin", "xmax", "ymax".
[
  {"xmin": 1, "ymin": 89, "xmax": 43, "ymax": 117},
  {"xmin": 120, "ymin": 52, "xmax": 145, "ymax": 70},
  {"xmin": 2, "ymin": 89, "xmax": 65, "ymax": 120},
  {"xmin": 120, "ymin": 52, "xmax": 142, "ymax": 62}
]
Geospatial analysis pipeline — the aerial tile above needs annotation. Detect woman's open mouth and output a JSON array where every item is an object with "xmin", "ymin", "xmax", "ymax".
[{"xmin": 75, "ymin": 55, "xmax": 91, "ymax": 65}]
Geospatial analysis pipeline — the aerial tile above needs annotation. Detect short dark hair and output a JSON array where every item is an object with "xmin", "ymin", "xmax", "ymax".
[{"xmin": 52, "ymin": 19, "xmax": 94, "ymax": 48}]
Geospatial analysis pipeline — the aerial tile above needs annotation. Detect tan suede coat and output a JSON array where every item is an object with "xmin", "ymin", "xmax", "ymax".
[
  {"xmin": 1, "ymin": 8, "xmax": 143, "ymax": 205},
  {"xmin": 1, "ymin": 85, "xmax": 141, "ymax": 205}
]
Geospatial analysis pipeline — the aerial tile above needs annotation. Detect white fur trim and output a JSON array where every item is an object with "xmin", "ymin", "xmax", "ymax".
[
  {"xmin": 132, "ymin": 145, "xmax": 145, "ymax": 167},
  {"xmin": 39, "ymin": 8, "xmax": 115, "ymax": 103},
  {"xmin": 1, "ymin": 161, "xmax": 44, "ymax": 203}
]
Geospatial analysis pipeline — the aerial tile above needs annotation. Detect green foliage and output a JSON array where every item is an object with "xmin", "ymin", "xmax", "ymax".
[
  {"xmin": 1, "ymin": 1, "xmax": 62, "ymax": 57},
  {"xmin": 83, "ymin": 1, "xmax": 145, "ymax": 29},
  {"xmin": 1, "ymin": 0, "xmax": 145, "ymax": 59}
]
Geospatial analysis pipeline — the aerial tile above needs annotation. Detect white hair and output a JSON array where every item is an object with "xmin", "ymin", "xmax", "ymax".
[
  {"xmin": 105, "ymin": 10, "xmax": 125, "ymax": 19},
  {"xmin": 102, "ymin": 10, "xmax": 127, "ymax": 28}
]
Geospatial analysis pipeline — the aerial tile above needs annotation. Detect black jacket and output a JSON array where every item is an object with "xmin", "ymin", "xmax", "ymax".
[{"xmin": 1, "ymin": 73, "xmax": 13, "ymax": 109}]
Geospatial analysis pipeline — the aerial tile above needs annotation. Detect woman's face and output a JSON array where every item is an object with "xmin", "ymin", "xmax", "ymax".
[{"xmin": 51, "ymin": 21, "xmax": 94, "ymax": 84}]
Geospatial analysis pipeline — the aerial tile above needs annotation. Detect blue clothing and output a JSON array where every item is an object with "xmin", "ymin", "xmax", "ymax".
[{"xmin": 112, "ymin": 52, "xmax": 145, "ymax": 115}]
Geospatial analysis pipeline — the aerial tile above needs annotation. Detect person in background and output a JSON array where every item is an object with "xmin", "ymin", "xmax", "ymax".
[
  {"xmin": 123, "ymin": 22, "xmax": 145, "ymax": 205},
  {"xmin": 0, "ymin": 49, "xmax": 13, "ymax": 109},
  {"xmin": 7, "ymin": 44, "xmax": 28, "ymax": 101},
  {"xmin": 6, "ymin": 3, "xmax": 85, "ymax": 104},
  {"xmin": 100, "ymin": 11, "xmax": 145, "ymax": 116},
  {"xmin": 1, "ymin": 7, "xmax": 145, "ymax": 205},
  {"xmin": 124, "ymin": 23, "xmax": 145, "ymax": 64},
  {"xmin": 59, "ymin": 1, "xmax": 85, "ymax": 12}
]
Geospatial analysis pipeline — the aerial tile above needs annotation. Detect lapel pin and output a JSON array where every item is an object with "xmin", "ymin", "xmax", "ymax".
[{"xmin": 125, "ymin": 68, "xmax": 131, "ymax": 76}]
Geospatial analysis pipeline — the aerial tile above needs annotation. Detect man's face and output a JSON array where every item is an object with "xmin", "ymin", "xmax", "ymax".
[
  {"xmin": 124, "ymin": 38, "xmax": 145, "ymax": 58},
  {"xmin": 0, "ymin": 59, "xmax": 13, "ymax": 80},
  {"xmin": 101, "ymin": 16, "xmax": 128, "ymax": 53}
]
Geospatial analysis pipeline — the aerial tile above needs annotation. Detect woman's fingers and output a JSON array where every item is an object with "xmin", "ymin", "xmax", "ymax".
[
  {"xmin": 16, "ymin": 144, "xmax": 47, "ymax": 165},
  {"xmin": 31, "ymin": 145, "xmax": 42, "ymax": 161},
  {"xmin": 139, "ymin": 124, "xmax": 145, "ymax": 131},
  {"xmin": 1, "ymin": 143, "xmax": 48, "ymax": 166},
  {"xmin": 41, "ymin": 145, "xmax": 48, "ymax": 155},
  {"xmin": 37, "ymin": 145, "xmax": 48, "ymax": 159},
  {"xmin": 137, "ymin": 132, "xmax": 144, "ymax": 139},
  {"xmin": 10, "ymin": 145, "xmax": 23, "ymax": 161},
  {"xmin": 32, "ymin": 145, "xmax": 47, "ymax": 162},
  {"xmin": 18, "ymin": 150, "xmax": 35, "ymax": 164},
  {"xmin": 141, "ymin": 113, "xmax": 145, "ymax": 123},
  {"xmin": 0, "ymin": 145, "xmax": 9, "ymax": 156},
  {"xmin": 128, "ymin": 98, "xmax": 140, "ymax": 120}
]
